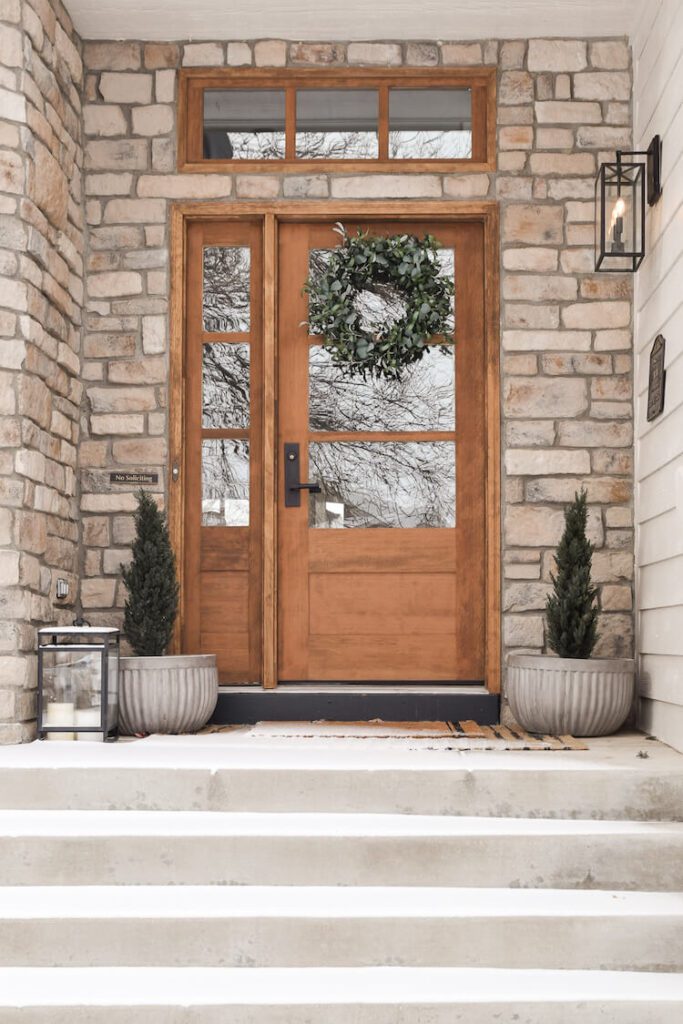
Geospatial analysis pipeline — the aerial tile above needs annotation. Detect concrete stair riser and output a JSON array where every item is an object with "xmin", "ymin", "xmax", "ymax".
[
  {"xmin": 1, "ymin": 766, "xmax": 682, "ymax": 820},
  {"xmin": 1, "ymin": 887, "xmax": 681, "ymax": 970},
  {"xmin": 1, "ymin": 818, "xmax": 682, "ymax": 889}
]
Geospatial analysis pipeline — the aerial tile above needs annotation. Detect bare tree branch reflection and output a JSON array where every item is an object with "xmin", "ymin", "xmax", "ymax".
[
  {"xmin": 309, "ymin": 346, "xmax": 454, "ymax": 433},
  {"xmin": 389, "ymin": 130, "xmax": 472, "ymax": 159},
  {"xmin": 202, "ymin": 344, "xmax": 250, "ymax": 429},
  {"xmin": 203, "ymin": 247, "xmax": 250, "ymax": 332},
  {"xmin": 202, "ymin": 439, "xmax": 250, "ymax": 527},
  {"xmin": 309, "ymin": 441, "xmax": 455, "ymax": 528}
]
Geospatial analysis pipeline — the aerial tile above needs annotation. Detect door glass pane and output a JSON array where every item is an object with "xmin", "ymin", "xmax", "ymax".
[
  {"xmin": 389, "ymin": 89, "xmax": 472, "ymax": 159},
  {"xmin": 203, "ymin": 89, "xmax": 286, "ymax": 159},
  {"xmin": 202, "ymin": 343, "xmax": 250, "ymax": 429},
  {"xmin": 308, "ymin": 441, "xmax": 455, "ymax": 528},
  {"xmin": 202, "ymin": 438, "xmax": 249, "ymax": 526},
  {"xmin": 309, "ymin": 345, "xmax": 454, "ymax": 432},
  {"xmin": 296, "ymin": 90, "xmax": 378, "ymax": 159},
  {"xmin": 308, "ymin": 247, "xmax": 455, "ymax": 336},
  {"xmin": 203, "ymin": 246, "xmax": 250, "ymax": 333},
  {"xmin": 436, "ymin": 248, "xmax": 455, "ymax": 333}
]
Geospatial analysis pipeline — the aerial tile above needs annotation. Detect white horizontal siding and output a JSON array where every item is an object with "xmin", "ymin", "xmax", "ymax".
[
  {"xmin": 636, "ymin": 506, "xmax": 683, "ymax": 566},
  {"xmin": 634, "ymin": 0, "xmax": 683, "ymax": 750},
  {"xmin": 640, "ymin": 606, "xmax": 683, "ymax": 656},
  {"xmin": 639, "ymin": 556, "xmax": 683, "ymax": 608},
  {"xmin": 637, "ymin": 452, "xmax": 683, "ymax": 524},
  {"xmin": 640, "ymin": 654, "xmax": 683, "ymax": 702},
  {"xmin": 639, "ymin": 696, "xmax": 683, "ymax": 749}
]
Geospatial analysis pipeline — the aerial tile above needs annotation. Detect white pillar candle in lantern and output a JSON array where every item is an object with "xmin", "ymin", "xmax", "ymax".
[
  {"xmin": 44, "ymin": 702, "xmax": 75, "ymax": 741},
  {"xmin": 74, "ymin": 707, "xmax": 102, "ymax": 741}
]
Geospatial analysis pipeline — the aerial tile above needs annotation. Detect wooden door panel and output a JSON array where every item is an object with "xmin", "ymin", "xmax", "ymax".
[
  {"xmin": 200, "ymin": 529, "xmax": 250, "ymax": 572},
  {"xmin": 200, "ymin": 572, "xmax": 250, "ymax": 632},
  {"xmin": 309, "ymin": 574, "xmax": 457, "ymax": 635},
  {"xmin": 201, "ymin": 631, "xmax": 251, "ymax": 678},
  {"xmin": 308, "ymin": 530, "xmax": 456, "ymax": 573},
  {"xmin": 308, "ymin": 635, "xmax": 460, "ymax": 680},
  {"xmin": 278, "ymin": 219, "xmax": 486, "ymax": 683}
]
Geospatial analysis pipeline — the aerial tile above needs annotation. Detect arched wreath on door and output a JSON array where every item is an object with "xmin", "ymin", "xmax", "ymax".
[{"xmin": 304, "ymin": 223, "xmax": 454, "ymax": 381}]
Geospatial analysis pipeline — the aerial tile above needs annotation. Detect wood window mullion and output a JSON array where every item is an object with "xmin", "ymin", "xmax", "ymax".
[
  {"xmin": 378, "ymin": 84, "xmax": 389, "ymax": 160},
  {"xmin": 285, "ymin": 86, "xmax": 296, "ymax": 161}
]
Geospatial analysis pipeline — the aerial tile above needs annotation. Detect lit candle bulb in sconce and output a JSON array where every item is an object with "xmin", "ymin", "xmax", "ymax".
[{"xmin": 610, "ymin": 196, "xmax": 626, "ymax": 253}]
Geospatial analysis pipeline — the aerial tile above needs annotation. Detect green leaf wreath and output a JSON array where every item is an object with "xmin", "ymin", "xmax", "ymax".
[{"xmin": 304, "ymin": 223, "xmax": 454, "ymax": 380}]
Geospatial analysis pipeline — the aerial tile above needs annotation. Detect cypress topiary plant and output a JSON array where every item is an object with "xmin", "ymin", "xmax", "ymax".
[
  {"xmin": 546, "ymin": 489, "xmax": 599, "ymax": 659},
  {"xmin": 121, "ymin": 490, "xmax": 179, "ymax": 657}
]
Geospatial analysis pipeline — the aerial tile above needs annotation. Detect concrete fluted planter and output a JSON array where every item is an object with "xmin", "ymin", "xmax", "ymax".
[
  {"xmin": 507, "ymin": 654, "xmax": 635, "ymax": 737},
  {"xmin": 119, "ymin": 654, "xmax": 218, "ymax": 736}
]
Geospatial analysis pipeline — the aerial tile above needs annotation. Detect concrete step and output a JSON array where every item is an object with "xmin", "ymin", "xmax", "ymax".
[
  {"xmin": 1, "ymin": 811, "xmax": 682, "ymax": 889},
  {"xmin": 1, "ymin": 886, "xmax": 682, "ymax": 970},
  {"xmin": 0, "ymin": 967, "xmax": 682, "ymax": 1022},
  {"xmin": 0, "ymin": 733, "xmax": 681, "ymax": 820}
]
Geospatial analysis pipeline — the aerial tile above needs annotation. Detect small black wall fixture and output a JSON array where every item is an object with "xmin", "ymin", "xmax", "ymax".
[{"xmin": 595, "ymin": 134, "xmax": 662, "ymax": 273}]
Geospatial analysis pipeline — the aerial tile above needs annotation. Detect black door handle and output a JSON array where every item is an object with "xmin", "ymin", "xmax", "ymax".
[{"xmin": 284, "ymin": 443, "xmax": 321, "ymax": 507}]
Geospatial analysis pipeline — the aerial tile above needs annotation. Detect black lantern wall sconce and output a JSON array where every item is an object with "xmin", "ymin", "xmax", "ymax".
[{"xmin": 595, "ymin": 134, "xmax": 663, "ymax": 273}]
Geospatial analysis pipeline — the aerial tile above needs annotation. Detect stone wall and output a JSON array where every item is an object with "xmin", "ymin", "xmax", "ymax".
[
  {"xmin": 0, "ymin": 0, "xmax": 84, "ymax": 743},
  {"xmin": 6, "ymin": 32, "xmax": 633, "ymax": 724}
]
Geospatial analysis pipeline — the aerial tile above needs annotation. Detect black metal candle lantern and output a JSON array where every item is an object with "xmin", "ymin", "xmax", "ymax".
[
  {"xmin": 37, "ymin": 625, "xmax": 120, "ymax": 741},
  {"xmin": 595, "ymin": 135, "xmax": 662, "ymax": 273}
]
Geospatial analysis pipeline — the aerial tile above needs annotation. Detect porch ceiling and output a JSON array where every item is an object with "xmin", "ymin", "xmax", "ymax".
[{"xmin": 64, "ymin": 0, "xmax": 641, "ymax": 42}]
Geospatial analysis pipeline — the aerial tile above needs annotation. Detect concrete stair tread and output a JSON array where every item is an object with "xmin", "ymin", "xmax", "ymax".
[
  {"xmin": 2, "ymin": 809, "xmax": 682, "ymax": 836},
  {"xmin": 2, "ymin": 885, "xmax": 683, "ymax": 918},
  {"xmin": 1, "ymin": 966, "xmax": 683, "ymax": 1005}
]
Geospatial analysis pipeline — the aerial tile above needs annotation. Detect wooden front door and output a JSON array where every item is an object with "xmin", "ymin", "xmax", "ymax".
[
  {"xmin": 277, "ymin": 220, "xmax": 486, "ymax": 682},
  {"xmin": 181, "ymin": 213, "xmax": 489, "ymax": 686}
]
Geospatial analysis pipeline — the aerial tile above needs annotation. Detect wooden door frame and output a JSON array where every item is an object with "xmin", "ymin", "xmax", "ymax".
[{"xmin": 169, "ymin": 200, "xmax": 501, "ymax": 693}]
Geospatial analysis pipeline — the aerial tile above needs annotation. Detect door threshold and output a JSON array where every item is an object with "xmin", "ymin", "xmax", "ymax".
[{"xmin": 212, "ymin": 684, "xmax": 499, "ymax": 725}]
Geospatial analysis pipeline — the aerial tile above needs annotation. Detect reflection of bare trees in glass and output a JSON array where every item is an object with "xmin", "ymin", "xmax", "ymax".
[
  {"xmin": 296, "ymin": 131, "xmax": 378, "ymax": 160},
  {"xmin": 202, "ymin": 344, "xmax": 250, "ymax": 429},
  {"xmin": 224, "ymin": 132, "xmax": 286, "ymax": 160},
  {"xmin": 203, "ymin": 247, "xmax": 251, "ymax": 332},
  {"xmin": 309, "ymin": 442, "xmax": 455, "ymax": 529},
  {"xmin": 309, "ymin": 346, "xmax": 454, "ymax": 433},
  {"xmin": 202, "ymin": 439, "xmax": 250, "ymax": 527},
  {"xmin": 390, "ymin": 130, "xmax": 472, "ymax": 159}
]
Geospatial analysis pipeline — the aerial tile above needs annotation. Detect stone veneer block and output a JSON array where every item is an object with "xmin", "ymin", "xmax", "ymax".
[
  {"xmin": 441, "ymin": 43, "xmax": 483, "ymax": 65},
  {"xmin": 99, "ymin": 73, "xmax": 153, "ymax": 105},
  {"xmin": 84, "ymin": 42, "xmax": 141, "ymax": 71},
  {"xmin": 528, "ymin": 39, "xmax": 587, "ymax": 71},
  {"xmin": 331, "ymin": 175, "xmax": 442, "ymax": 198},
  {"xmin": 574, "ymin": 71, "xmax": 632, "ymax": 101},
  {"xmin": 131, "ymin": 105, "xmax": 174, "ymax": 137},
  {"xmin": 347, "ymin": 42, "xmax": 402, "ymax": 65},
  {"xmin": 226, "ymin": 43, "xmax": 252, "ymax": 66},
  {"xmin": 182, "ymin": 43, "xmax": 224, "ymax": 66},
  {"xmin": 289, "ymin": 42, "xmax": 345, "ymax": 65},
  {"xmin": 254, "ymin": 40, "xmax": 287, "ymax": 66},
  {"xmin": 535, "ymin": 101, "xmax": 602, "ymax": 124},
  {"xmin": 589, "ymin": 41, "xmax": 630, "ymax": 70}
]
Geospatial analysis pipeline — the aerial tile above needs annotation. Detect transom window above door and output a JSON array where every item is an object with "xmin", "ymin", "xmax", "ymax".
[{"xmin": 178, "ymin": 68, "xmax": 496, "ymax": 172}]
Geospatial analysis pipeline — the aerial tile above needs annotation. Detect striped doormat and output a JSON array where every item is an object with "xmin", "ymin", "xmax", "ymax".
[{"xmin": 241, "ymin": 720, "xmax": 588, "ymax": 750}]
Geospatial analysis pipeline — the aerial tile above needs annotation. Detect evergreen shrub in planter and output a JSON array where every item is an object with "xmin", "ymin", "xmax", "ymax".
[
  {"xmin": 507, "ymin": 490, "xmax": 635, "ymax": 737},
  {"xmin": 119, "ymin": 491, "xmax": 218, "ymax": 735}
]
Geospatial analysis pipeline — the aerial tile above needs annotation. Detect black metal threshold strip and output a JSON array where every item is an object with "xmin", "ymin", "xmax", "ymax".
[{"xmin": 211, "ymin": 684, "xmax": 499, "ymax": 725}]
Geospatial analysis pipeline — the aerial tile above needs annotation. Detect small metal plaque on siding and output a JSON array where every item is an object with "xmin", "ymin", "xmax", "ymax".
[
  {"xmin": 646, "ymin": 334, "xmax": 666, "ymax": 422},
  {"xmin": 109, "ymin": 472, "xmax": 159, "ymax": 485}
]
